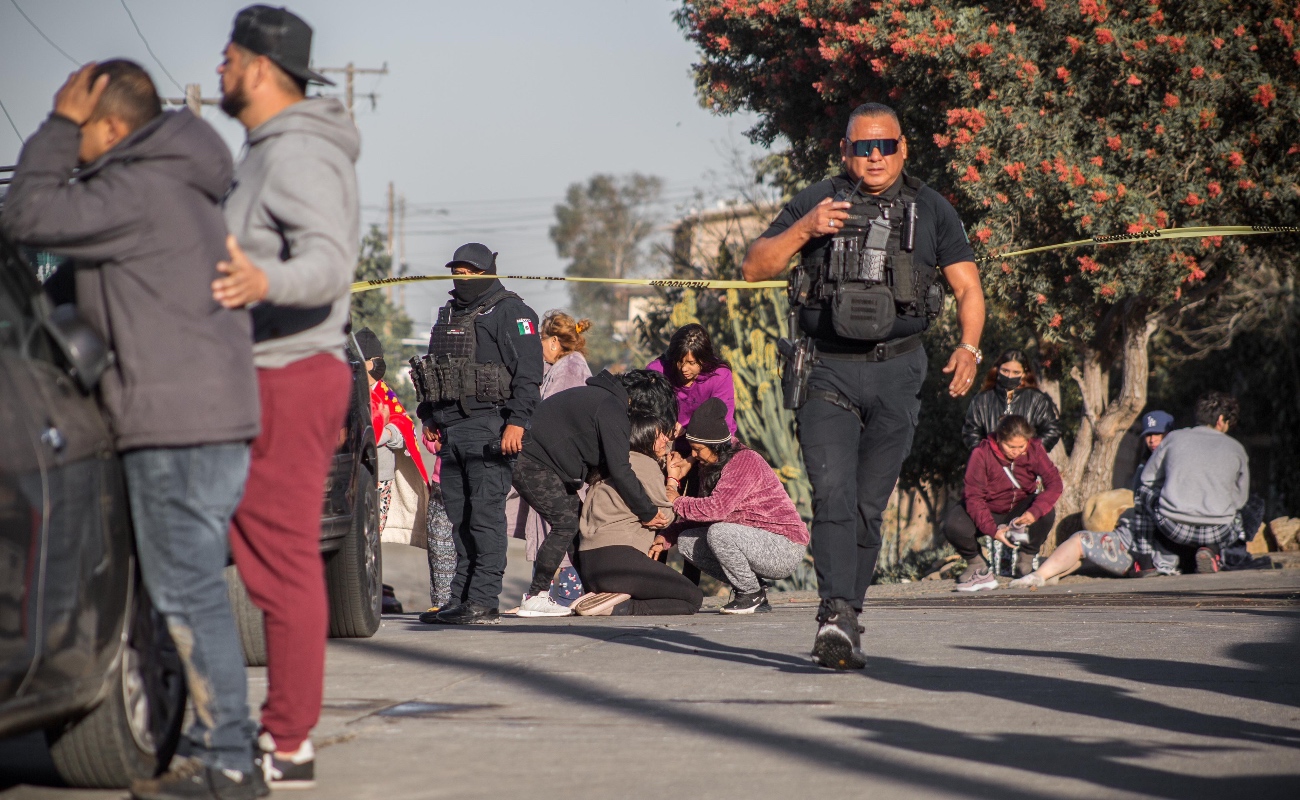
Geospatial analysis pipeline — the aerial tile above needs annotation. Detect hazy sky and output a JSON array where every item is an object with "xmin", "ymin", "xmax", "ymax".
[{"xmin": 0, "ymin": 0, "xmax": 763, "ymax": 328}]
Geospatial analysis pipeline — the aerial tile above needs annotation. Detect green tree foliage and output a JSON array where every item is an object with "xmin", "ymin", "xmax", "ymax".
[
  {"xmin": 676, "ymin": 0, "xmax": 1300, "ymax": 522},
  {"xmin": 352, "ymin": 225, "xmax": 419, "ymax": 408},
  {"xmin": 550, "ymin": 173, "xmax": 666, "ymax": 369}
]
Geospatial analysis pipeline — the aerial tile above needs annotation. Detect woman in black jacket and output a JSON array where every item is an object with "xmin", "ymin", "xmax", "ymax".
[{"xmin": 961, "ymin": 349, "xmax": 1063, "ymax": 452}]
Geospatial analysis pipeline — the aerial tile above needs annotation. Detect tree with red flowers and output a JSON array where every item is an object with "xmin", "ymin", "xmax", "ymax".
[{"xmin": 677, "ymin": 0, "xmax": 1299, "ymax": 523}]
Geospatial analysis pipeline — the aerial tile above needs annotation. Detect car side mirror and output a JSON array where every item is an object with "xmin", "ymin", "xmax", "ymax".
[{"xmin": 44, "ymin": 303, "xmax": 113, "ymax": 393}]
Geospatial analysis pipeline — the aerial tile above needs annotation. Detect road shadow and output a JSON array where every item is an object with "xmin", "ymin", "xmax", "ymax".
[{"xmin": 829, "ymin": 715, "xmax": 1300, "ymax": 800}]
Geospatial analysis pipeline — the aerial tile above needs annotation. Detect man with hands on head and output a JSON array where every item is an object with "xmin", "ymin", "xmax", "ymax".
[
  {"xmin": 412, "ymin": 243, "xmax": 543, "ymax": 625},
  {"xmin": 743, "ymin": 101, "xmax": 985, "ymax": 670},
  {"xmin": 3, "ymin": 60, "xmax": 265, "ymax": 800}
]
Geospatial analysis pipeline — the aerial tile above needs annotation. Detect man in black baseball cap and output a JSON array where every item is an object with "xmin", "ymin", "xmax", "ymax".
[{"xmin": 230, "ymin": 5, "xmax": 333, "ymax": 87}]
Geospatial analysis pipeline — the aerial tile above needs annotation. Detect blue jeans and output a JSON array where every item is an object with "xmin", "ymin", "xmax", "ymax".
[{"xmin": 122, "ymin": 443, "xmax": 254, "ymax": 773}]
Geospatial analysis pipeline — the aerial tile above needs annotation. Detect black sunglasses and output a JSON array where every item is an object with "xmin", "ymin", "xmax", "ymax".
[{"xmin": 848, "ymin": 138, "xmax": 900, "ymax": 157}]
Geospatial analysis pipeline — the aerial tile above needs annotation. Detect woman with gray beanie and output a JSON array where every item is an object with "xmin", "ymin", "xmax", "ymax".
[{"xmin": 666, "ymin": 399, "xmax": 809, "ymax": 614}]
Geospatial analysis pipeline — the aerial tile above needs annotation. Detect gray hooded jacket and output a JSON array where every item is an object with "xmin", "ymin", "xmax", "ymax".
[
  {"xmin": 1, "ymin": 110, "xmax": 260, "ymax": 450},
  {"xmin": 223, "ymin": 98, "xmax": 360, "ymax": 368}
]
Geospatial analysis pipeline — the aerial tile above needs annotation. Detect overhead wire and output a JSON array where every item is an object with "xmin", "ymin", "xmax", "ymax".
[
  {"xmin": 0, "ymin": 96, "xmax": 23, "ymax": 142},
  {"xmin": 8, "ymin": 0, "xmax": 80, "ymax": 66},
  {"xmin": 118, "ymin": 0, "xmax": 185, "ymax": 93}
]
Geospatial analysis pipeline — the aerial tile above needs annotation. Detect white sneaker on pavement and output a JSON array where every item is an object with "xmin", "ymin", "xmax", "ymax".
[{"xmin": 517, "ymin": 593, "xmax": 573, "ymax": 617}]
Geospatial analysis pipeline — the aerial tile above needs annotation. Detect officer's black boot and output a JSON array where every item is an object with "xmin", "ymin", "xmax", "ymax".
[
  {"xmin": 811, "ymin": 599, "xmax": 866, "ymax": 670},
  {"xmin": 434, "ymin": 603, "xmax": 499, "ymax": 625}
]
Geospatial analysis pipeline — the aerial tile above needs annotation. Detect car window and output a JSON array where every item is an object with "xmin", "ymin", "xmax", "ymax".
[{"xmin": 0, "ymin": 238, "xmax": 57, "ymax": 364}]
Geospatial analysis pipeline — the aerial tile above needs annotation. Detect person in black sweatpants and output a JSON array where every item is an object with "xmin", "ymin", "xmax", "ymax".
[
  {"xmin": 511, "ymin": 370, "xmax": 672, "ymax": 616},
  {"xmin": 575, "ymin": 547, "xmax": 703, "ymax": 616}
]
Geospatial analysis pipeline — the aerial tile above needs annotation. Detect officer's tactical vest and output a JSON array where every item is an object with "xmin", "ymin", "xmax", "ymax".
[
  {"xmin": 409, "ymin": 287, "xmax": 517, "ymax": 407},
  {"xmin": 794, "ymin": 172, "xmax": 942, "ymax": 341}
]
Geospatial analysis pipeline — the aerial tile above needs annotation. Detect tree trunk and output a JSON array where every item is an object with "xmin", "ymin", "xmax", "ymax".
[{"xmin": 1052, "ymin": 307, "xmax": 1157, "ymax": 544}]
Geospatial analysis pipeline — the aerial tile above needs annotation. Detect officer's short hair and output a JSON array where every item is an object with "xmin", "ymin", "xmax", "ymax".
[
  {"xmin": 846, "ymin": 102, "xmax": 900, "ymax": 137},
  {"xmin": 89, "ymin": 60, "xmax": 162, "ymax": 132},
  {"xmin": 1194, "ymin": 391, "xmax": 1239, "ymax": 428}
]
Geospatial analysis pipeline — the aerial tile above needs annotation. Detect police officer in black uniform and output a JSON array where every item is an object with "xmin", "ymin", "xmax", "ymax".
[
  {"xmin": 743, "ymin": 103, "xmax": 986, "ymax": 669},
  {"xmin": 413, "ymin": 243, "xmax": 543, "ymax": 624}
]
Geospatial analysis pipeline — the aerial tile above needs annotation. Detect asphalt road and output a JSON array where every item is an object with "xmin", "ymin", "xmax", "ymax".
[{"xmin": 4, "ymin": 569, "xmax": 1299, "ymax": 799}]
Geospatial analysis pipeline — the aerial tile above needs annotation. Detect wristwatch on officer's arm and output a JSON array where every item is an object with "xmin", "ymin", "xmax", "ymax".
[{"xmin": 956, "ymin": 343, "xmax": 983, "ymax": 364}]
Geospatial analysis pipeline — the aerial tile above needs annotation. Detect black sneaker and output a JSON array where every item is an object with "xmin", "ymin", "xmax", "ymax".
[
  {"xmin": 434, "ymin": 603, "xmax": 500, "ymax": 625},
  {"xmin": 131, "ymin": 757, "xmax": 260, "ymax": 800},
  {"xmin": 258, "ymin": 734, "xmax": 315, "ymax": 790},
  {"xmin": 1195, "ymin": 547, "xmax": 1220, "ymax": 574},
  {"xmin": 811, "ymin": 599, "xmax": 866, "ymax": 670},
  {"xmin": 419, "ymin": 604, "xmax": 449, "ymax": 624},
  {"xmin": 720, "ymin": 588, "xmax": 771, "ymax": 615}
]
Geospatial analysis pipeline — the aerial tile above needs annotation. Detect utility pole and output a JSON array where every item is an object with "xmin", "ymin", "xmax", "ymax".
[
  {"xmin": 317, "ymin": 63, "xmax": 388, "ymax": 120},
  {"xmin": 163, "ymin": 83, "xmax": 219, "ymax": 116},
  {"xmin": 397, "ymin": 192, "xmax": 407, "ymax": 311}
]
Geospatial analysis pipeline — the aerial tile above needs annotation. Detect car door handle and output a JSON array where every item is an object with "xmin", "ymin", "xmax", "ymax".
[{"xmin": 41, "ymin": 425, "xmax": 66, "ymax": 453}]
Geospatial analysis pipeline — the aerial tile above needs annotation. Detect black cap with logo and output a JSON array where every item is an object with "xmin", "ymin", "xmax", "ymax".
[{"xmin": 231, "ymin": 5, "xmax": 334, "ymax": 86}]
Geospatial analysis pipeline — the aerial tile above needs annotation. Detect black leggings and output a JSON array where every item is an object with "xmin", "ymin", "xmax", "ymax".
[
  {"xmin": 512, "ymin": 456, "xmax": 582, "ymax": 596},
  {"xmin": 943, "ymin": 497, "xmax": 1056, "ymax": 559},
  {"xmin": 575, "ymin": 546, "xmax": 703, "ymax": 616}
]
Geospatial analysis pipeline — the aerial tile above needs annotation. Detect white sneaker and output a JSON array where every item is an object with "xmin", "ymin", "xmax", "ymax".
[{"xmin": 516, "ymin": 593, "xmax": 573, "ymax": 617}]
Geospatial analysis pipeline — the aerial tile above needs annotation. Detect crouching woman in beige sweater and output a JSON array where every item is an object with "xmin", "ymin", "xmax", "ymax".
[{"xmin": 572, "ymin": 414, "xmax": 704, "ymax": 616}]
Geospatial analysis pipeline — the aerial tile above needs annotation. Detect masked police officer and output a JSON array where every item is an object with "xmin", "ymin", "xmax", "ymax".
[
  {"xmin": 743, "ymin": 103, "xmax": 986, "ymax": 669},
  {"xmin": 414, "ymin": 243, "xmax": 543, "ymax": 624}
]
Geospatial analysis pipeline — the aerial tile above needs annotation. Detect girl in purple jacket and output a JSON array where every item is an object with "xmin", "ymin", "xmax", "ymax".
[
  {"xmin": 944, "ymin": 415, "xmax": 1062, "ymax": 592},
  {"xmin": 646, "ymin": 323, "xmax": 736, "ymax": 438}
]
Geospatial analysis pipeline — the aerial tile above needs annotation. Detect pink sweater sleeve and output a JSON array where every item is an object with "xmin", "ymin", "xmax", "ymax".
[{"xmin": 672, "ymin": 451, "xmax": 752, "ymax": 522}]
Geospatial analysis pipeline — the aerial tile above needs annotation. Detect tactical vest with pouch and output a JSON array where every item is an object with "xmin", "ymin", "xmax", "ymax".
[
  {"xmin": 409, "ymin": 288, "xmax": 517, "ymax": 409},
  {"xmin": 790, "ymin": 173, "xmax": 943, "ymax": 342}
]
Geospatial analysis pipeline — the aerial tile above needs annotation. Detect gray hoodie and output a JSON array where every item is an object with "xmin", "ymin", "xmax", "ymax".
[
  {"xmin": 1, "ymin": 110, "xmax": 260, "ymax": 450},
  {"xmin": 223, "ymin": 98, "xmax": 360, "ymax": 368},
  {"xmin": 1141, "ymin": 426, "xmax": 1250, "ymax": 525}
]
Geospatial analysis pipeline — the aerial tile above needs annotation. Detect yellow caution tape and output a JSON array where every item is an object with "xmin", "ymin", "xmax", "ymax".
[
  {"xmin": 976, "ymin": 224, "xmax": 1300, "ymax": 263},
  {"xmin": 351, "ymin": 273, "xmax": 787, "ymax": 294},
  {"xmin": 351, "ymin": 224, "xmax": 1300, "ymax": 293}
]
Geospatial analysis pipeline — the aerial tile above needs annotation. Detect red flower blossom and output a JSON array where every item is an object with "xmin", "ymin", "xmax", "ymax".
[
  {"xmin": 1049, "ymin": 314, "xmax": 1063, "ymax": 328},
  {"xmin": 1234, "ymin": 24, "xmax": 1245, "ymax": 36},
  {"xmin": 1056, "ymin": 66, "xmax": 1070, "ymax": 80},
  {"xmin": 1099, "ymin": 285, "xmax": 1116, "ymax": 297},
  {"xmin": 1004, "ymin": 161, "xmax": 1027, "ymax": 181},
  {"xmin": 1191, "ymin": 66, "xmax": 1205, "ymax": 79},
  {"xmin": 1095, "ymin": 28, "xmax": 1115, "ymax": 45},
  {"xmin": 1238, "ymin": 179, "xmax": 1256, "ymax": 190},
  {"xmin": 1078, "ymin": 255, "xmax": 1101, "ymax": 272},
  {"xmin": 1254, "ymin": 84, "xmax": 1276, "ymax": 108},
  {"xmin": 1036, "ymin": 294, "xmax": 1047, "ymax": 304},
  {"xmin": 1106, "ymin": 135, "xmax": 1122, "ymax": 151},
  {"xmin": 988, "ymin": 24, "xmax": 999, "ymax": 36},
  {"xmin": 1155, "ymin": 210, "xmax": 1169, "ymax": 227},
  {"xmin": 960, "ymin": 165, "xmax": 982, "ymax": 182},
  {"xmin": 1090, "ymin": 156, "xmax": 1104, "ymax": 167},
  {"xmin": 1091, "ymin": 190, "xmax": 1110, "ymax": 202},
  {"xmin": 968, "ymin": 42, "xmax": 994, "ymax": 57},
  {"xmin": 1163, "ymin": 93, "xmax": 1179, "ymax": 108},
  {"xmin": 1184, "ymin": 192, "xmax": 1203, "ymax": 206},
  {"xmin": 946, "ymin": 108, "xmax": 989, "ymax": 132},
  {"xmin": 1212, "ymin": 37, "xmax": 1225, "ymax": 49},
  {"xmin": 1126, "ymin": 74, "xmax": 1143, "ymax": 85},
  {"xmin": 974, "ymin": 227, "xmax": 993, "ymax": 243},
  {"xmin": 1207, "ymin": 182, "xmax": 1223, "ymax": 198},
  {"xmin": 1081, "ymin": 214, "xmax": 1093, "ymax": 227},
  {"xmin": 1066, "ymin": 36, "xmax": 1083, "ymax": 53},
  {"xmin": 1116, "ymin": 183, "xmax": 1127, "ymax": 198},
  {"xmin": 1226, "ymin": 152, "xmax": 1245, "ymax": 167}
]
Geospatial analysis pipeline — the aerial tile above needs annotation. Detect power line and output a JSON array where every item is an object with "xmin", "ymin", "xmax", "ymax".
[
  {"xmin": 0, "ymin": 96, "xmax": 23, "ymax": 142},
  {"xmin": 9, "ymin": 0, "xmax": 80, "ymax": 66},
  {"xmin": 118, "ymin": 0, "xmax": 184, "ymax": 93}
]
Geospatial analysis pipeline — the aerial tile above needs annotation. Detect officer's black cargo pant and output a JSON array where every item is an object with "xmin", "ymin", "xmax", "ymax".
[
  {"xmin": 797, "ymin": 347, "xmax": 926, "ymax": 610},
  {"xmin": 440, "ymin": 414, "xmax": 511, "ymax": 608}
]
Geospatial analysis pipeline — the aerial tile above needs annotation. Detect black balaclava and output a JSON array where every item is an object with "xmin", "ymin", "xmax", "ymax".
[
  {"xmin": 368, "ymin": 357, "xmax": 386, "ymax": 381},
  {"xmin": 452, "ymin": 275, "xmax": 499, "ymax": 306},
  {"xmin": 996, "ymin": 373, "xmax": 1023, "ymax": 392}
]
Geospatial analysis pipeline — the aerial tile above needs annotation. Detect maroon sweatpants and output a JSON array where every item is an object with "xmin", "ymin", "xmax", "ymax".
[{"xmin": 230, "ymin": 353, "xmax": 351, "ymax": 752}]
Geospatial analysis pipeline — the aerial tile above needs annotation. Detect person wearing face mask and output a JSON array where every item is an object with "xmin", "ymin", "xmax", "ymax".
[
  {"xmin": 944, "ymin": 415, "xmax": 1063, "ymax": 590},
  {"xmin": 411, "ymin": 243, "xmax": 543, "ymax": 625},
  {"xmin": 961, "ymin": 349, "xmax": 1063, "ymax": 452},
  {"xmin": 355, "ymin": 328, "xmax": 428, "ymax": 615}
]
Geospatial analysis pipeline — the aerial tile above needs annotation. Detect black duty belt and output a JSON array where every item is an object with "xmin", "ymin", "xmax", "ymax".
[{"xmin": 814, "ymin": 332, "xmax": 923, "ymax": 362}]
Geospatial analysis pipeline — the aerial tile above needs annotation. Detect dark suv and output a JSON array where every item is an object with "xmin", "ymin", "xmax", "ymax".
[{"xmin": 0, "ymin": 225, "xmax": 380, "ymax": 784}]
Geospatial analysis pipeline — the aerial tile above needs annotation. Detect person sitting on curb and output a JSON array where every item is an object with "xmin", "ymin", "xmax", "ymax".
[
  {"xmin": 664, "ymin": 398, "xmax": 810, "ymax": 615},
  {"xmin": 1130, "ymin": 410, "xmax": 1174, "ymax": 492},
  {"xmin": 1129, "ymin": 391, "xmax": 1251, "ymax": 575},
  {"xmin": 571, "ymin": 414, "xmax": 703, "ymax": 616},
  {"xmin": 945, "ymin": 414, "xmax": 1062, "ymax": 592},
  {"xmin": 511, "ymin": 370, "xmax": 673, "ymax": 617}
]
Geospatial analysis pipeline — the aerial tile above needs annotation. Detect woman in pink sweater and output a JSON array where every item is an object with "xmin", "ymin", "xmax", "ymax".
[{"xmin": 665, "ymin": 399, "xmax": 808, "ymax": 614}]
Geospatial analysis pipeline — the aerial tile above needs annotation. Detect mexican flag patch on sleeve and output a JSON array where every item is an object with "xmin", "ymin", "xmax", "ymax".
[{"xmin": 516, "ymin": 318, "xmax": 536, "ymax": 335}]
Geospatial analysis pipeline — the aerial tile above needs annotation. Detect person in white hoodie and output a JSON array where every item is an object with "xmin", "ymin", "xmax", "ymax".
[{"xmin": 209, "ymin": 5, "xmax": 359, "ymax": 791}]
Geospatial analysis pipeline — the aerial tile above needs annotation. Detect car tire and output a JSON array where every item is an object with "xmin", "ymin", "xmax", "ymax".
[
  {"xmin": 46, "ymin": 576, "xmax": 186, "ymax": 788},
  {"xmin": 326, "ymin": 462, "xmax": 382, "ymax": 637},
  {"xmin": 223, "ymin": 565, "xmax": 268, "ymax": 667}
]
